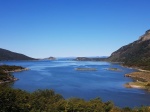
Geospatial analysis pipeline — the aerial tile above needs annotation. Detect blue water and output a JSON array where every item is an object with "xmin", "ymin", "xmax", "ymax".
[{"xmin": 1, "ymin": 60, "xmax": 150, "ymax": 107}]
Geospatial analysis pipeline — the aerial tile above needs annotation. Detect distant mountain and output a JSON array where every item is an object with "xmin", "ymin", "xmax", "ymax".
[
  {"xmin": 108, "ymin": 30, "xmax": 150, "ymax": 70},
  {"xmin": 0, "ymin": 48, "xmax": 35, "ymax": 61},
  {"xmin": 43, "ymin": 57, "xmax": 56, "ymax": 60}
]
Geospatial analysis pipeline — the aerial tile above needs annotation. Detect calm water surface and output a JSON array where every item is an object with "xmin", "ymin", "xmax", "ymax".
[{"xmin": 2, "ymin": 60, "xmax": 150, "ymax": 107}]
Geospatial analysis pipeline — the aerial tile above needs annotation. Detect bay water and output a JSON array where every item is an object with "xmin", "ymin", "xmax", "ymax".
[{"xmin": 2, "ymin": 59, "xmax": 150, "ymax": 107}]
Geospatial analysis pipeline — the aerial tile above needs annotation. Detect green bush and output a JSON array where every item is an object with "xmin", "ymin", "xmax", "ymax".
[{"xmin": 0, "ymin": 86, "xmax": 150, "ymax": 112}]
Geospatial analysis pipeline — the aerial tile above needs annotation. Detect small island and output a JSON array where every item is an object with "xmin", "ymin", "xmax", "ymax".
[
  {"xmin": 47, "ymin": 57, "xmax": 56, "ymax": 60},
  {"xmin": 75, "ymin": 57, "xmax": 105, "ymax": 61},
  {"xmin": 75, "ymin": 68, "xmax": 97, "ymax": 71},
  {"xmin": 0, "ymin": 65, "xmax": 28, "ymax": 84},
  {"xmin": 124, "ymin": 71, "xmax": 150, "ymax": 91},
  {"xmin": 107, "ymin": 68, "xmax": 121, "ymax": 71}
]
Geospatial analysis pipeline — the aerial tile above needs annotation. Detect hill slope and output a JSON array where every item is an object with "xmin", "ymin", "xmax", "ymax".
[
  {"xmin": 0, "ymin": 48, "xmax": 35, "ymax": 60},
  {"xmin": 108, "ymin": 30, "xmax": 150, "ymax": 70}
]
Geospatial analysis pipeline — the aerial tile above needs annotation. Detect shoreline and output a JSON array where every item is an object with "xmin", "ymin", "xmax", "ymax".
[
  {"xmin": 124, "ymin": 83, "xmax": 144, "ymax": 89},
  {"xmin": 0, "ymin": 78, "xmax": 19, "ymax": 84},
  {"xmin": 124, "ymin": 70, "xmax": 150, "ymax": 91},
  {"xmin": 118, "ymin": 63, "xmax": 150, "ymax": 92},
  {"xmin": 127, "ymin": 66, "xmax": 150, "ymax": 72},
  {"xmin": 0, "ymin": 67, "xmax": 29, "ymax": 84},
  {"xmin": 5, "ymin": 68, "xmax": 29, "ymax": 73}
]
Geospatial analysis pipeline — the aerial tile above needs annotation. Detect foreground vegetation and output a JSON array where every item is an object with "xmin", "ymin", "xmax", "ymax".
[{"xmin": 0, "ymin": 86, "xmax": 150, "ymax": 112}]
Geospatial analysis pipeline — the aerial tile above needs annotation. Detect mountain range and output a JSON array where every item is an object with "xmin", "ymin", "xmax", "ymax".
[
  {"xmin": 108, "ymin": 29, "xmax": 150, "ymax": 70},
  {"xmin": 0, "ymin": 48, "xmax": 35, "ymax": 61}
]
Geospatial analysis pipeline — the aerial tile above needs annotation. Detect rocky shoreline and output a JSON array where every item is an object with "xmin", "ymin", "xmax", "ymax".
[
  {"xmin": 0, "ymin": 65, "xmax": 29, "ymax": 84},
  {"xmin": 125, "ymin": 71, "xmax": 150, "ymax": 82},
  {"xmin": 0, "ymin": 78, "xmax": 19, "ymax": 84}
]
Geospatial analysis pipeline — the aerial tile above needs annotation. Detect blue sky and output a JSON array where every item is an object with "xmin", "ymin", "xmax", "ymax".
[{"xmin": 0, "ymin": 0, "xmax": 150, "ymax": 58}]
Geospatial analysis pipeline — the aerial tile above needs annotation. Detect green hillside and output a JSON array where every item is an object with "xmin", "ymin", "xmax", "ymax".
[
  {"xmin": 108, "ymin": 30, "xmax": 150, "ymax": 70},
  {"xmin": 0, "ymin": 48, "xmax": 35, "ymax": 60}
]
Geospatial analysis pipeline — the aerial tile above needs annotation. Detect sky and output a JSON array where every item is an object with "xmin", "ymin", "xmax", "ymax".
[{"xmin": 0, "ymin": 0, "xmax": 150, "ymax": 58}]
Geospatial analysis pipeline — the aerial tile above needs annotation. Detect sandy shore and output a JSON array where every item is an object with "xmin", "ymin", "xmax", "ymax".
[
  {"xmin": 124, "ymin": 82, "xmax": 146, "ymax": 89},
  {"xmin": 124, "ymin": 71, "xmax": 150, "ymax": 91}
]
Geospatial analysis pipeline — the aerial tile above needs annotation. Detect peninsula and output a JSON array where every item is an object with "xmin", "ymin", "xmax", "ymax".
[
  {"xmin": 124, "ymin": 71, "xmax": 150, "ymax": 91},
  {"xmin": 0, "ymin": 65, "xmax": 28, "ymax": 84}
]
